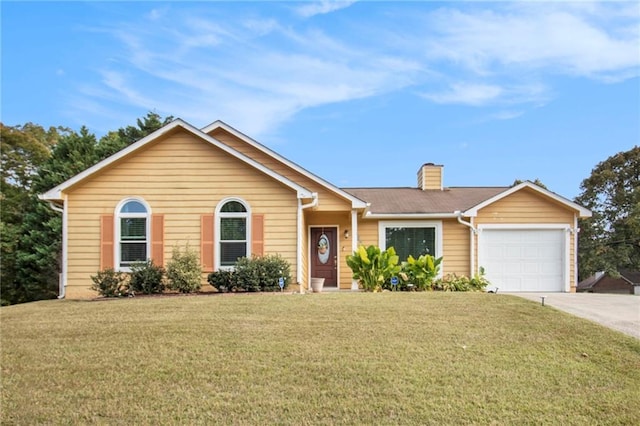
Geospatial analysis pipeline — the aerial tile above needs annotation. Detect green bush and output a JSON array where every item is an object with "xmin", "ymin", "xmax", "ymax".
[
  {"xmin": 166, "ymin": 245, "xmax": 202, "ymax": 293},
  {"xmin": 207, "ymin": 269, "xmax": 237, "ymax": 292},
  {"xmin": 128, "ymin": 260, "xmax": 165, "ymax": 294},
  {"xmin": 434, "ymin": 267, "xmax": 491, "ymax": 292},
  {"xmin": 346, "ymin": 245, "xmax": 401, "ymax": 292},
  {"xmin": 399, "ymin": 254, "xmax": 443, "ymax": 291},
  {"xmin": 90, "ymin": 268, "xmax": 127, "ymax": 297},
  {"xmin": 207, "ymin": 254, "xmax": 292, "ymax": 292}
]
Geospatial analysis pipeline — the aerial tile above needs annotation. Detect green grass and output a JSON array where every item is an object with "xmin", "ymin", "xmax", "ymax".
[{"xmin": 2, "ymin": 293, "xmax": 639, "ymax": 425}]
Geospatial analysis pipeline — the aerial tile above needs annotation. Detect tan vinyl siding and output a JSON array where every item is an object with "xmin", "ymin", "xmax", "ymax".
[
  {"xmin": 356, "ymin": 220, "xmax": 379, "ymax": 247},
  {"xmin": 64, "ymin": 129, "xmax": 299, "ymax": 299},
  {"xmin": 475, "ymin": 188, "xmax": 574, "ymax": 224},
  {"xmin": 442, "ymin": 219, "xmax": 470, "ymax": 277},
  {"xmin": 417, "ymin": 164, "xmax": 443, "ymax": 190},
  {"xmin": 475, "ymin": 188, "xmax": 578, "ymax": 289},
  {"xmin": 210, "ymin": 128, "xmax": 352, "ymax": 211}
]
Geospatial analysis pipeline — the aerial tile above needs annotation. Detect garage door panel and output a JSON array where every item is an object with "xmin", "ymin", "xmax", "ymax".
[{"xmin": 479, "ymin": 229, "xmax": 565, "ymax": 292}]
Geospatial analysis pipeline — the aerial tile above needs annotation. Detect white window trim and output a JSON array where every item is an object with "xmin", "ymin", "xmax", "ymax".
[
  {"xmin": 215, "ymin": 197, "xmax": 251, "ymax": 271},
  {"xmin": 114, "ymin": 197, "xmax": 152, "ymax": 272},
  {"xmin": 378, "ymin": 220, "xmax": 444, "ymax": 277}
]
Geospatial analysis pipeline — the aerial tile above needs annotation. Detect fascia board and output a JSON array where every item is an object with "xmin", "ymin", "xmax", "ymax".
[
  {"xmin": 363, "ymin": 212, "xmax": 459, "ymax": 220},
  {"xmin": 202, "ymin": 120, "xmax": 368, "ymax": 209},
  {"xmin": 41, "ymin": 119, "xmax": 313, "ymax": 201},
  {"xmin": 463, "ymin": 181, "xmax": 592, "ymax": 218}
]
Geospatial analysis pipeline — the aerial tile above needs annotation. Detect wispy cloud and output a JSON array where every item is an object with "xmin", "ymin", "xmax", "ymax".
[
  {"xmin": 421, "ymin": 82, "xmax": 549, "ymax": 107},
  {"xmin": 424, "ymin": 4, "xmax": 639, "ymax": 81},
  {"xmin": 67, "ymin": 2, "xmax": 639, "ymax": 136},
  {"xmin": 295, "ymin": 1, "xmax": 356, "ymax": 18}
]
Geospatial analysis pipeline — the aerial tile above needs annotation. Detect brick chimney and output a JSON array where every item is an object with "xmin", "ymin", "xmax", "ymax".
[{"xmin": 417, "ymin": 163, "xmax": 443, "ymax": 190}]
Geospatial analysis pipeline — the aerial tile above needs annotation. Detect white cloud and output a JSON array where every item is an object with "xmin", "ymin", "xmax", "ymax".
[
  {"xmin": 420, "ymin": 82, "xmax": 548, "ymax": 107},
  {"xmin": 422, "ymin": 83, "xmax": 503, "ymax": 106},
  {"xmin": 70, "ymin": 2, "xmax": 638, "ymax": 136},
  {"xmin": 424, "ymin": 4, "xmax": 640, "ymax": 81},
  {"xmin": 490, "ymin": 110, "xmax": 524, "ymax": 121},
  {"xmin": 295, "ymin": 1, "xmax": 356, "ymax": 18}
]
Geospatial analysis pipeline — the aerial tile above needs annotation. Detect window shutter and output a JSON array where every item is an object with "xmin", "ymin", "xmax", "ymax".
[
  {"xmin": 251, "ymin": 213, "xmax": 264, "ymax": 256},
  {"xmin": 100, "ymin": 215, "xmax": 114, "ymax": 270},
  {"xmin": 201, "ymin": 214, "xmax": 215, "ymax": 272},
  {"xmin": 151, "ymin": 214, "xmax": 164, "ymax": 266}
]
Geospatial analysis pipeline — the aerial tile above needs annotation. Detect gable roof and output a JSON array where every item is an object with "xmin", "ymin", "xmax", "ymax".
[
  {"xmin": 201, "ymin": 120, "xmax": 367, "ymax": 209},
  {"xmin": 344, "ymin": 187, "xmax": 508, "ymax": 217},
  {"xmin": 621, "ymin": 271, "xmax": 640, "ymax": 285},
  {"xmin": 40, "ymin": 119, "xmax": 314, "ymax": 202},
  {"xmin": 463, "ymin": 181, "xmax": 592, "ymax": 218},
  {"xmin": 345, "ymin": 181, "xmax": 592, "ymax": 219},
  {"xmin": 578, "ymin": 271, "xmax": 640, "ymax": 290}
]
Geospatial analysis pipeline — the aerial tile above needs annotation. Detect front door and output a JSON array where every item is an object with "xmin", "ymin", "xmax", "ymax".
[{"xmin": 310, "ymin": 227, "xmax": 338, "ymax": 288}]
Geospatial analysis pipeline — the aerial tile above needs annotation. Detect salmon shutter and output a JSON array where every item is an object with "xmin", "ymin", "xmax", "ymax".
[
  {"xmin": 151, "ymin": 214, "xmax": 164, "ymax": 267},
  {"xmin": 251, "ymin": 214, "xmax": 264, "ymax": 257},
  {"xmin": 201, "ymin": 214, "xmax": 215, "ymax": 272},
  {"xmin": 100, "ymin": 215, "xmax": 115, "ymax": 270}
]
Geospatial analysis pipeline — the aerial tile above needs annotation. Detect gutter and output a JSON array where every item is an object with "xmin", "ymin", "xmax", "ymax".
[
  {"xmin": 363, "ymin": 212, "xmax": 459, "ymax": 220},
  {"xmin": 455, "ymin": 211, "xmax": 478, "ymax": 277},
  {"xmin": 297, "ymin": 193, "xmax": 318, "ymax": 292}
]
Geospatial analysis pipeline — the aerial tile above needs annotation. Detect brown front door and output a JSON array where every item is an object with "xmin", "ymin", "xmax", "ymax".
[{"xmin": 310, "ymin": 227, "xmax": 337, "ymax": 288}]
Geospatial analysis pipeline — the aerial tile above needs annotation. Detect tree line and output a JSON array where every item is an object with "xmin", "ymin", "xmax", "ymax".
[
  {"xmin": 1, "ymin": 114, "xmax": 638, "ymax": 304},
  {"xmin": 1, "ymin": 113, "xmax": 173, "ymax": 305}
]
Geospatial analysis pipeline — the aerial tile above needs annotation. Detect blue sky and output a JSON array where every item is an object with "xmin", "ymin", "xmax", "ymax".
[{"xmin": 2, "ymin": 1, "xmax": 639, "ymax": 199}]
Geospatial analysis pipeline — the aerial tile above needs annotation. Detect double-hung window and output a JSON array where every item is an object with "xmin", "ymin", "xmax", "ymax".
[
  {"xmin": 379, "ymin": 221, "xmax": 442, "ymax": 263},
  {"xmin": 217, "ymin": 199, "xmax": 250, "ymax": 268},
  {"xmin": 117, "ymin": 199, "xmax": 150, "ymax": 269}
]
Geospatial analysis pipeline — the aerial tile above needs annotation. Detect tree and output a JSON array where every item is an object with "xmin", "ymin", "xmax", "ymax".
[
  {"xmin": 96, "ymin": 111, "xmax": 174, "ymax": 159},
  {"xmin": 0, "ymin": 124, "xmax": 63, "ymax": 305},
  {"xmin": 511, "ymin": 178, "xmax": 547, "ymax": 189},
  {"xmin": 12, "ymin": 127, "xmax": 100, "ymax": 303},
  {"xmin": 4, "ymin": 112, "xmax": 174, "ymax": 304},
  {"xmin": 575, "ymin": 146, "xmax": 640, "ymax": 280}
]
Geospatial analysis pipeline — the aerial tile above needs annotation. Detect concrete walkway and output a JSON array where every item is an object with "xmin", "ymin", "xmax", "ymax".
[{"xmin": 508, "ymin": 292, "xmax": 640, "ymax": 339}]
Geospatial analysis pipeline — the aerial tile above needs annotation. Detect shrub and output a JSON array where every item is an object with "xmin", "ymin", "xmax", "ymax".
[
  {"xmin": 207, "ymin": 269, "xmax": 237, "ymax": 292},
  {"xmin": 90, "ymin": 268, "xmax": 127, "ymax": 297},
  {"xmin": 236, "ymin": 254, "xmax": 292, "ymax": 292},
  {"xmin": 346, "ymin": 245, "xmax": 401, "ymax": 292},
  {"xmin": 399, "ymin": 254, "xmax": 443, "ymax": 291},
  {"xmin": 257, "ymin": 254, "xmax": 291, "ymax": 291},
  {"xmin": 166, "ymin": 245, "xmax": 202, "ymax": 293},
  {"xmin": 128, "ymin": 260, "xmax": 165, "ymax": 294},
  {"xmin": 434, "ymin": 267, "xmax": 491, "ymax": 292},
  {"xmin": 207, "ymin": 254, "xmax": 292, "ymax": 292}
]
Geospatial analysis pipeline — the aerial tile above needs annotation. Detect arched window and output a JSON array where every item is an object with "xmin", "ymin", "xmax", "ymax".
[
  {"xmin": 216, "ymin": 198, "xmax": 250, "ymax": 268},
  {"xmin": 116, "ymin": 198, "xmax": 151, "ymax": 269}
]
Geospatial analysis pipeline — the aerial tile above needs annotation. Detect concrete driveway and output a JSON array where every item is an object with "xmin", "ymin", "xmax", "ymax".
[{"xmin": 509, "ymin": 293, "xmax": 640, "ymax": 339}]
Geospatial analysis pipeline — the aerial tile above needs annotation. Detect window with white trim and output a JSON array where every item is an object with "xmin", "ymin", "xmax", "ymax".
[
  {"xmin": 217, "ymin": 199, "xmax": 250, "ymax": 267},
  {"xmin": 379, "ymin": 221, "xmax": 442, "ymax": 261},
  {"xmin": 116, "ymin": 199, "xmax": 150, "ymax": 268}
]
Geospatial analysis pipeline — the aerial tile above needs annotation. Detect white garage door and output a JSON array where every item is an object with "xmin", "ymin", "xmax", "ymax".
[{"xmin": 479, "ymin": 229, "xmax": 566, "ymax": 292}]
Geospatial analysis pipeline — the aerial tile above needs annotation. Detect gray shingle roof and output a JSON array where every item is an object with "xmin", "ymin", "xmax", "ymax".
[{"xmin": 342, "ymin": 187, "xmax": 509, "ymax": 215}]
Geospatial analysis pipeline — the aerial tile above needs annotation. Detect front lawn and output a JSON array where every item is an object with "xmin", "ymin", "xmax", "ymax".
[{"xmin": 2, "ymin": 293, "xmax": 639, "ymax": 424}]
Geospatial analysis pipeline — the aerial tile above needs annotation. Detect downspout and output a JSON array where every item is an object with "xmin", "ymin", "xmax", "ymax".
[
  {"xmin": 351, "ymin": 209, "xmax": 359, "ymax": 290},
  {"xmin": 44, "ymin": 200, "xmax": 67, "ymax": 299},
  {"xmin": 297, "ymin": 193, "xmax": 318, "ymax": 293},
  {"xmin": 455, "ymin": 211, "xmax": 477, "ymax": 276},
  {"xmin": 573, "ymin": 214, "xmax": 579, "ymax": 293}
]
